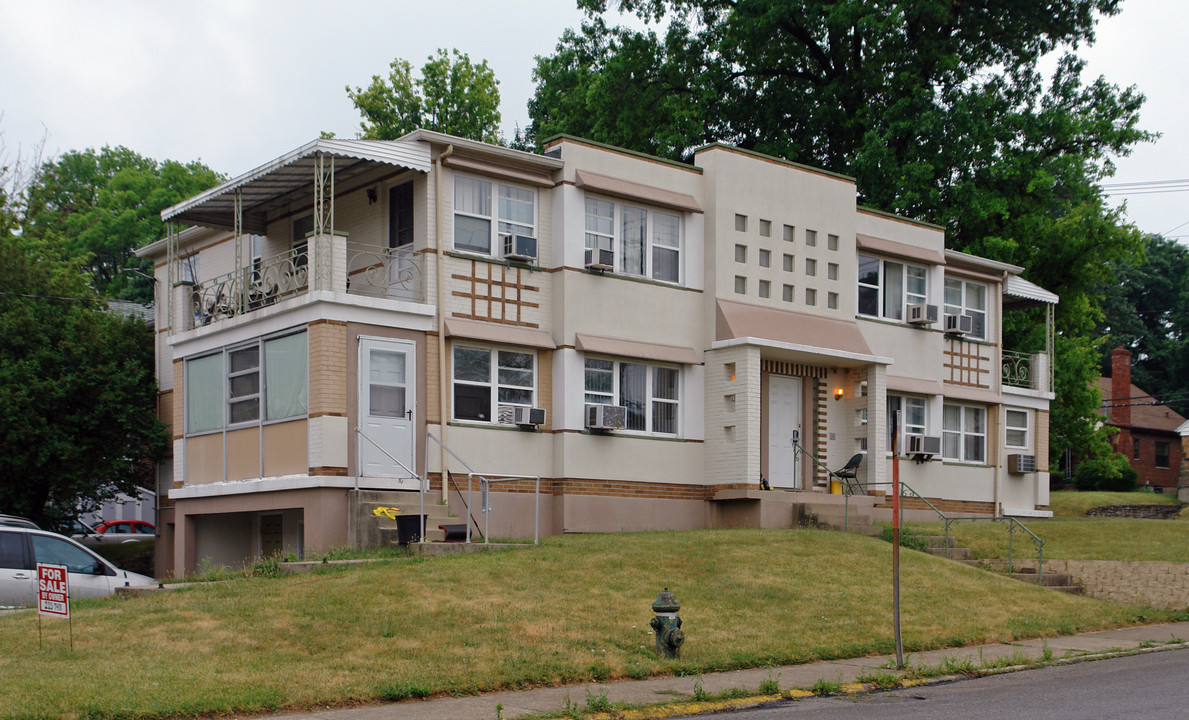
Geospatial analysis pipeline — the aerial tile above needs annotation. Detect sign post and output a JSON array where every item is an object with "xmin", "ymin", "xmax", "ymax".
[
  {"xmin": 891, "ymin": 410, "xmax": 903, "ymax": 669},
  {"xmin": 37, "ymin": 563, "xmax": 71, "ymax": 651}
]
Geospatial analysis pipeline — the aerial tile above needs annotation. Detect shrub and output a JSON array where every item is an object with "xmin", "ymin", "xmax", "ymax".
[{"xmin": 1073, "ymin": 454, "xmax": 1137, "ymax": 492}]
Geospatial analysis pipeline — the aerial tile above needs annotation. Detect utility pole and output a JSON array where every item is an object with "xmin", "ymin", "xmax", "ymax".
[{"xmin": 891, "ymin": 409, "xmax": 903, "ymax": 669}]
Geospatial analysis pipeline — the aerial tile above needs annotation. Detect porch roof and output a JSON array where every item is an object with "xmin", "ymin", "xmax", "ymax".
[
  {"xmin": 160, "ymin": 138, "xmax": 433, "ymax": 233},
  {"xmin": 714, "ymin": 299, "xmax": 889, "ymax": 367},
  {"xmin": 1003, "ymin": 275, "xmax": 1059, "ymax": 308}
]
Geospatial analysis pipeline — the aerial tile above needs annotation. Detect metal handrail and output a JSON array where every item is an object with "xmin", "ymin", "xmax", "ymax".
[
  {"xmin": 355, "ymin": 427, "xmax": 429, "ymax": 544},
  {"xmin": 426, "ymin": 432, "xmax": 541, "ymax": 545},
  {"xmin": 852, "ymin": 479, "xmax": 1045, "ymax": 584},
  {"xmin": 791, "ymin": 442, "xmax": 1044, "ymax": 583}
]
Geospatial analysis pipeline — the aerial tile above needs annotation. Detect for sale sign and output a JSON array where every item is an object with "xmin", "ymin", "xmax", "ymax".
[{"xmin": 37, "ymin": 563, "xmax": 69, "ymax": 618}]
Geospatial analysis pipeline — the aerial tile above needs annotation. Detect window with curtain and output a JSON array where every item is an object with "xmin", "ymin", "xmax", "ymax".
[
  {"xmin": 583, "ymin": 357, "xmax": 680, "ymax": 435},
  {"xmin": 943, "ymin": 403, "xmax": 986, "ymax": 463},
  {"xmin": 944, "ymin": 278, "xmax": 988, "ymax": 339},
  {"xmin": 186, "ymin": 353, "xmax": 223, "ymax": 433},
  {"xmin": 265, "ymin": 332, "xmax": 308, "ymax": 421},
  {"xmin": 858, "ymin": 255, "xmax": 928, "ymax": 321},
  {"xmin": 1005, "ymin": 409, "xmax": 1029, "ymax": 449},
  {"xmin": 185, "ymin": 330, "xmax": 309, "ymax": 435},
  {"xmin": 887, "ymin": 395, "xmax": 926, "ymax": 451},
  {"xmin": 583, "ymin": 194, "xmax": 682, "ymax": 283},
  {"xmin": 454, "ymin": 175, "xmax": 537, "ymax": 256}
]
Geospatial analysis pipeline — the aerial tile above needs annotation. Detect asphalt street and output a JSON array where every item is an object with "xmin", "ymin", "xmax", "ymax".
[{"xmin": 680, "ymin": 648, "xmax": 1189, "ymax": 720}]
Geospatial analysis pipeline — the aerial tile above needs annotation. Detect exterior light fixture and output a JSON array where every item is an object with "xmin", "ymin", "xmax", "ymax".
[
  {"xmin": 834, "ymin": 388, "xmax": 844, "ymax": 401},
  {"xmin": 366, "ymin": 187, "xmax": 378, "ymax": 205}
]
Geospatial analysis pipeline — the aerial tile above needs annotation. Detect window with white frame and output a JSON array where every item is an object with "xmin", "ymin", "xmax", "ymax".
[
  {"xmin": 454, "ymin": 176, "xmax": 536, "ymax": 255},
  {"xmin": 943, "ymin": 403, "xmax": 986, "ymax": 463},
  {"xmin": 452, "ymin": 346, "xmax": 535, "ymax": 424},
  {"xmin": 1005, "ymin": 409, "xmax": 1029, "ymax": 449},
  {"xmin": 944, "ymin": 277, "xmax": 988, "ymax": 339},
  {"xmin": 887, "ymin": 395, "xmax": 926, "ymax": 452},
  {"xmin": 185, "ymin": 331, "xmax": 309, "ymax": 435},
  {"xmin": 585, "ymin": 196, "xmax": 681, "ymax": 282},
  {"xmin": 584, "ymin": 357, "xmax": 680, "ymax": 435},
  {"xmin": 858, "ymin": 255, "xmax": 927, "ymax": 321}
]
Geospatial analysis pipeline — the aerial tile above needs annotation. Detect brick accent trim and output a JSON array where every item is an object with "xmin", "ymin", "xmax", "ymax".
[
  {"xmin": 427, "ymin": 473, "xmax": 755, "ymax": 500},
  {"xmin": 309, "ymin": 467, "xmax": 349, "ymax": 477}
]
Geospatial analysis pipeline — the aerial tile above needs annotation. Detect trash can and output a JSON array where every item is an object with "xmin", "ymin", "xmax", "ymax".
[{"xmin": 394, "ymin": 514, "xmax": 426, "ymax": 545}]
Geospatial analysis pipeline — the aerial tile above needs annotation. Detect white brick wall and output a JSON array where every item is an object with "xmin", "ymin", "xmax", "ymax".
[{"xmin": 704, "ymin": 345, "xmax": 762, "ymax": 485}]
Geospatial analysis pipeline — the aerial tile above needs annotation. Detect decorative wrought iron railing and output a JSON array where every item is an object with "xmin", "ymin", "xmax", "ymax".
[
  {"xmin": 190, "ymin": 247, "xmax": 308, "ymax": 327},
  {"xmin": 346, "ymin": 242, "xmax": 424, "ymax": 302},
  {"xmin": 1002, "ymin": 350, "xmax": 1033, "ymax": 389}
]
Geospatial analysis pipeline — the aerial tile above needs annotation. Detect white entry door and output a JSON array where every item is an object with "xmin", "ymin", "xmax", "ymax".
[
  {"xmin": 767, "ymin": 375, "xmax": 803, "ymax": 489},
  {"xmin": 359, "ymin": 337, "xmax": 417, "ymax": 486}
]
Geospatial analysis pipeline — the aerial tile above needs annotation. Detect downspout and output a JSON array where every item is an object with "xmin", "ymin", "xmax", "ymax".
[
  {"xmin": 435, "ymin": 144, "xmax": 455, "ymax": 504},
  {"xmin": 993, "ymin": 276, "xmax": 1005, "ymax": 518}
]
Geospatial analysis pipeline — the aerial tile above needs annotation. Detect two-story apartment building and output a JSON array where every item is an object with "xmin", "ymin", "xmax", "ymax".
[{"xmin": 139, "ymin": 130, "xmax": 1057, "ymax": 576}]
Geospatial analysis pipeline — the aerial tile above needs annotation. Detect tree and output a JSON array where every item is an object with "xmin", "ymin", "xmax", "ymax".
[
  {"xmin": 21, "ymin": 146, "xmax": 222, "ymax": 303},
  {"xmin": 347, "ymin": 48, "xmax": 502, "ymax": 143},
  {"xmin": 0, "ymin": 232, "xmax": 167, "ymax": 529},
  {"xmin": 528, "ymin": 0, "xmax": 1153, "ymax": 463},
  {"xmin": 1096, "ymin": 235, "xmax": 1189, "ymax": 415}
]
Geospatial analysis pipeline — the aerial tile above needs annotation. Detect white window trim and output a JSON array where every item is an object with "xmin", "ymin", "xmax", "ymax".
[
  {"xmin": 584, "ymin": 193, "xmax": 683, "ymax": 284},
  {"xmin": 583, "ymin": 356, "xmax": 682, "ymax": 437},
  {"xmin": 942, "ymin": 403, "xmax": 987, "ymax": 464},
  {"xmin": 451, "ymin": 344, "xmax": 537, "ymax": 426},
  {"xmin": 184, "ymin": 329, "xmax": 309, "ymax": 437},
  {"xmin": 1005, "ymin": 408, "xmax": 1030, "ymax": 450},
  {"xmin": 944, "ymin": 277, "xmax": 989, "ymax": 340},
  {"xmin": 858, "ymin": 254, "xmax": 928, "ymax": 322},
  {"xmin": 453, "ymin": 174, "xmax": 538, "ymax": 258},
  {"xmin": 887, "ymin": 394, "xmax": 927, "ymax": 453}
]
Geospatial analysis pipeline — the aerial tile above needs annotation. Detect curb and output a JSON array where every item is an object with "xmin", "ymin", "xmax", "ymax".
[{"xmin": 584, "ymin": 641, "xmax": 1189, "ymax": 720}]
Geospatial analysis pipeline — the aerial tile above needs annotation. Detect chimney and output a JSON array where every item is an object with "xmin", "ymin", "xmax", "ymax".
[{"xmin": 1110, "ymin": 346, "xmax": 1132, "ymax": 428}]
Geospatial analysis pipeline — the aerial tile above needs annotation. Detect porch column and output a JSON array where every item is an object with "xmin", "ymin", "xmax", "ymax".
[
  {"xmin": 309, "ymin": 231, "xmax": 348, "ymax": 294},
  {"xmin": 308, "ymin": 320, "xmax": 349, "ymax": 476},
  {"xmin": 866, "ymin": 363, "xmax": 887, "ymax": 488},
  {"xmin": 704, "ymin": 344, "xmax": 762, "ymax": 486}
]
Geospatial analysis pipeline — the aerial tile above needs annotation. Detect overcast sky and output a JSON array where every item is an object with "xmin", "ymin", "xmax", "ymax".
[{"xmin": 1, "ymin": 0, "xmax": 1185, "ymax": 241}]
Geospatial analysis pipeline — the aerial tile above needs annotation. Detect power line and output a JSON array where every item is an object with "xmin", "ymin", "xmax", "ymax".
[{"xmin": 0, "ymin": 291, "xmax": 101, "ymax": 302}]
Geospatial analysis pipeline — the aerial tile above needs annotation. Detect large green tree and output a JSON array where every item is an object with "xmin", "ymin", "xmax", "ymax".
[
  {"xmin": 1096, "ymin": 235, "xmax": 1189, "ymax": 415},
  {"xmin": 22, "ymin": 146, "xmax": 221, "ymax": 303},
  {"xmin": 0, "ymin": 232, "xmax": 167, "ymax": 529},
  {"xmin": 348, "ymin": 48, "xmax": 502, "ymax": 143},
  {"xmin": 528, "ymin": 0, "xmax": 1153, "ymax": 462}
]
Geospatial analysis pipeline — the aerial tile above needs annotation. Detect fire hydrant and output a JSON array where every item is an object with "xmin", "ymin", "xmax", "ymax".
[{"xmin": 650, "ymin": 588, "xmax": 684, "ymax": 658}]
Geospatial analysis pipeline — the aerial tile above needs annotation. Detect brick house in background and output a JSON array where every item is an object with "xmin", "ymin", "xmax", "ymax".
[{"xmin": 1097, "ymin": 346, "xmax": 1185, "ymax": 490}]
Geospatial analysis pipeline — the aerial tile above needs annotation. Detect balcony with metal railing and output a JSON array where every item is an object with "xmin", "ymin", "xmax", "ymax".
[
  {"xmin": 1002, "ymin": 349, "xmax": 1052, "ymax": 394},
  {"xmin": 184, "ymin": 238, "xmax": 426, "ymax": 330}
]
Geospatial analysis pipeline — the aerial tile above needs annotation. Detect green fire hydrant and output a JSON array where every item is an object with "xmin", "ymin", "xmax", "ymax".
[{"xmin": 650, "ymin": 588, "xmax": 684, "ymax": 658}]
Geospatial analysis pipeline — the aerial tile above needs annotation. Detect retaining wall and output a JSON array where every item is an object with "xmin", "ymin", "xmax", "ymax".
[{"xmin": 981, "ymin": 558, "xmax": 1189, "ymax": 610}]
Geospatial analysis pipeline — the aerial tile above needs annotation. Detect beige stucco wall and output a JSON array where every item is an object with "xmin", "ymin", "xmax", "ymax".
[{"xmin": 263, "ymin": 420, "xmax": 308, "ymax": 476}]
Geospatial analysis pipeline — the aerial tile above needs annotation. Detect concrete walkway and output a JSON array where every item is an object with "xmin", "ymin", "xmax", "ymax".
[{"xmin": 281, "ymin": 621, "xmax": 1189, "ymax": 720}]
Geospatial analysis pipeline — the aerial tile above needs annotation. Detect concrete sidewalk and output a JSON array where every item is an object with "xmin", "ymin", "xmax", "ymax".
[{"xmin": 282, "ymin": 621, "xmax": 1189, "ymax": 720}]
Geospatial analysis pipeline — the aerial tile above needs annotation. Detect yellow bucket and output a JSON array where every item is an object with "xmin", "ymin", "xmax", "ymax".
[{"xmin": 830, "ymin": 480, "xmax": 842, "ymax": 495}]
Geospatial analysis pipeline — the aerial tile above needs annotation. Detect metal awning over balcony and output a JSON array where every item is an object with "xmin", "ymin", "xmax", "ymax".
[
  {"xmin": 161, "ymin": 138, "xmax": 432, "ymax": 233},
  {"xmin": 1003, "ymin": 275, "xmax": 1059, "ymax": 309}
]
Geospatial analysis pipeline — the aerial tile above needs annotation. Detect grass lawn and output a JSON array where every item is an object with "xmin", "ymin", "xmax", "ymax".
[
  {"xmin": 0, "ymin": 528, "xmax": 1176, "ymax": 720},
  {"xmin": 1047, "ymin": 490, "xmax": 1183, "ymax": 518},
  {"xmin": 912, "ymin": 491, "xmax": 1189, "ymax": 562}
]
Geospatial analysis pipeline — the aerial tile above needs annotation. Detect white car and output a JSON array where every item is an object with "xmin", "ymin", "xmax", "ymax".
[{"xmin": 0, "ymin": 526, "xmax": 156, "ymax": 607}]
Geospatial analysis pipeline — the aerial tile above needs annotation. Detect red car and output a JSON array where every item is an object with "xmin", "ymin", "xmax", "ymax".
[{"xmin": 93, "ymin": 520, "xmax": 155, "ymax": 536}]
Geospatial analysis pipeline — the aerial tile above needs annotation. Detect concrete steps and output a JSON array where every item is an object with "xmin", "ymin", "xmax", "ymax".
[
  {"xmin": 350, "ymin": 490, "xmax": 481, "ymax": 548},
  {"xmin": 1009, "ymin": 567, "xmax": 1084, "ymax": 594},
  {"xmin": 920, "ymin": 535, "xmax": 972, "ymax": 561}
]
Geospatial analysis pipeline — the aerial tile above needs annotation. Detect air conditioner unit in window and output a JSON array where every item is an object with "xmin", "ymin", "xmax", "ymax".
[
  {"xmin": 907, "ymin": 434, "xmax": 941, "ymax": 461},
  {"xmin": 584, "ymin": 247, "xmax": 615, "ymax": 271},
  {"xmin": 943, "ymin": 313, "xmax": 973, "ymax": 335},
  {"xmin": 501, "ymin": 233, "xmax": 537, "ymax": 263},
  {"xmin": 585, "ymin": 404, "xmax": 627, "ymax": 431},
  {"xmin": 1008, "ymin": 454, "xmax": 1037, "ymax": 474},
  {"xmin": 907, "ymin": 303, "xmax": 939, "ymax": 325},
  {"xmin": 497, "ymin": 405, "xmax": 546, "ymax": 428}
]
